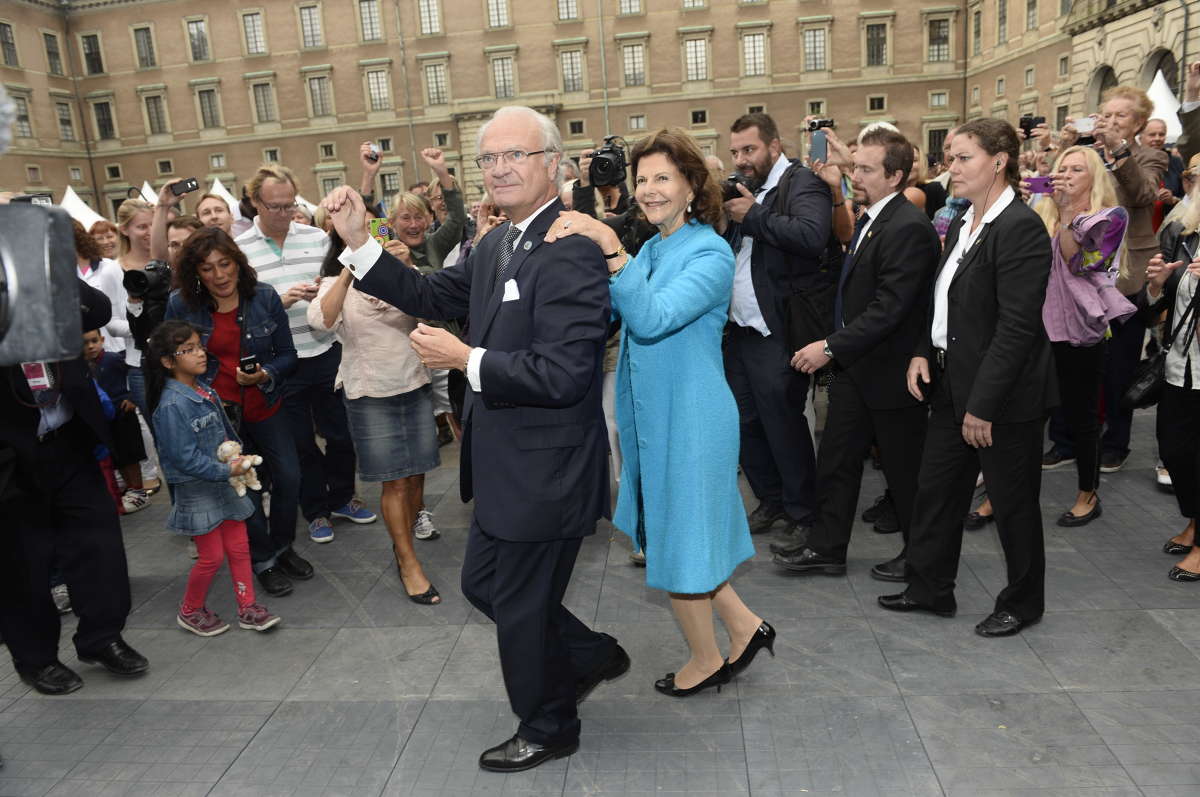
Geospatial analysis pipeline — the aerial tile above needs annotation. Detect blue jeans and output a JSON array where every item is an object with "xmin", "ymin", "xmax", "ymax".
[
  {"xmin": 241, "ymin": 409, "xmax": 301, "ymax": 573},
  {"xmin": 126, "ymin": 366, "xmax": 146, "ymax": 416}
]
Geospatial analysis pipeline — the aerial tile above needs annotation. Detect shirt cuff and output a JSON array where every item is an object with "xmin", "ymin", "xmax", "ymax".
[
  {"xmin": 338, "ymin": 237, "xmax": 384, "ymax": 280},
  {"xmin": 466, "ymin": 347, "xmax": 486, "ymax": 392},
  {"xmin": 126, "ymin": 300, "xmax": 144, "ymax": 317},
  {"xmin": 1183, "ymin": 100, "xmax": 1200, "ymax": 114}
]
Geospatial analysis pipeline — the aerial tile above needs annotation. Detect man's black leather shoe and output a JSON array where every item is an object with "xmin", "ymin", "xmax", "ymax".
[
  {"xmin": 18, "ymin": 661, "xmax": 83, "ymax": 695},
  {"xmin": 871, "ymin": 501, "xmax": 900, "ymax": 534},
  {"xmin": 257, "ymin": 567, "xmax": 294, "ymax": 597},
  {"xmin": 747, "ymin": 502, "xmax": 785, "ymax": 534},
  {"xmin": 479, "ymin": 734, "xmax": 578, "ymax": 772},
  {"xmin": 877, "ymin": 593, "xmax": 956, "ymax": 617},
  {"xmin": 975, "ymin": 610, "xmax": 1037, "ymax": 637},
  {"xmin": 277, "ymin": 549, "xmax": 314, "ymax": 580},
  {"xmin": 576, "ymin": 641, "xmax": 630, "ymax": 703},
  {"xmin": 768, "ymin": 524, "xmax": 811, "ymax": 556},
  {"xmin": 77, "ymin": 639, "xmax": 148, "ymax": 676},
  {"xmin": 773, "ymin": 547, "xmax": 846, "ymax": 575},
  {"xmin": 861, "ymin": 492, "xmax": 891, "ymax": 524},
  {"xmin": 870, "ymin": 556, "xmax": 907, "ymax": 583}
]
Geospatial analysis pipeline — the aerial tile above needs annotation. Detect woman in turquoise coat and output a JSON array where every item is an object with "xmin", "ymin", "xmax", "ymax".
[{"xmin": 546, "ymin": 128, "xmax": 776, "ymax": 698}]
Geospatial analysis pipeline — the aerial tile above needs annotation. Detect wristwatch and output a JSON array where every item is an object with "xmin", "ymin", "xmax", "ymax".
[{"xmin": 823, "ymin": 341, "xmax": 833, "ymax": 359}]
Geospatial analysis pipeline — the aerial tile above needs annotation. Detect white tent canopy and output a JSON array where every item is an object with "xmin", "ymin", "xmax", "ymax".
[
  {"xmin": 139, "ymin": 181, "xmax": 157, "ymax": 204},
  {"xmin": 59, "ymin": 185, "xmax": 106, "ymax": 229},
  {"xmin": 295, "ymin": 194, "xmax": 317, "ymax": 216},
  {"xmin": 208, "ymin": 177, "xmax": 243, "ymax": 220},
  {"xmin": 1148, "ymin": 69, "xmax": 1183, "ymax": 143}
]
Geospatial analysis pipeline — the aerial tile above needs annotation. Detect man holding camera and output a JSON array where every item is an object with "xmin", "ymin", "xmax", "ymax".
[{"xmin": 723, "ymin": 113, "xmax": 832, "ymax": 536}]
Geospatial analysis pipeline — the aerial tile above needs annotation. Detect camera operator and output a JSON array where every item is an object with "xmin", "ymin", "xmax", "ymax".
[{"xmin": 722, "ymin": 112, "xmax": 832, "ymax": 538}]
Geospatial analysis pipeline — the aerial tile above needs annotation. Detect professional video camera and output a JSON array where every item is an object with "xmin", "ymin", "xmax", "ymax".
[
  {"xmin": 122, "ymin": 261, "xmax": 172, "ymax": 302},
  {"xmin": 588, "ymin": 135, "xmax": 628, "ymax": 187},
  {"xmin": 807, "ymin": 118, "xmax": 836, "ymax": 132},
  {"xmin": 722, "ymin": 173, "xmax": 762, "ymax": 202}
]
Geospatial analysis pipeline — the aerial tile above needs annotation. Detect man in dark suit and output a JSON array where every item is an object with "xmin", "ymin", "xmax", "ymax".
[
  {"xmin": 322, "ymin": 106, "xmax": 627, "ymax": 773},
  {"xmin": 0, "ymin": 279, "xmax": 149, "ymax": 695},
  {"xmin": 877, "ymin": 118, "xmax": 1056, "ymax": 637},
  {"xmin": 722, "ymin": 112, "xmax": 832, "ymax": 536},
  {"xmin": 773, "ymin": 128, "xmax": 940, "ymax": 581}
]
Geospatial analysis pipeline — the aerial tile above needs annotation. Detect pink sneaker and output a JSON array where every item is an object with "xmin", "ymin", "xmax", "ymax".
[
  {"xmin": 177, "ymin": 606, "xmax": 229, "ymax": 637},
  {"xmin": 237, "ymin": 603, "xmax": 281, "ymax": 632}
]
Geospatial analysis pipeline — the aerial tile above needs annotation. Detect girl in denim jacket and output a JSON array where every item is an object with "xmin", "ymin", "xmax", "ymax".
[{"xmin": 147, "ymin": 321, "xmax": 281, "ymax": 635}]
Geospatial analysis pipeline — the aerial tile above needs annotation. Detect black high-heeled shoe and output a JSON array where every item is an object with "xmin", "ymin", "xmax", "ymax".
[
  {"xmin": 727, "ymin": 621, "xmax": 776, "ymax": 676},
  {"xmin": 394, "ymin": 546, "xmax": 440, "ymax": 605},
  {"xmin": 654, "ymin": 662, "xmax": 731, "ymax": 697}
]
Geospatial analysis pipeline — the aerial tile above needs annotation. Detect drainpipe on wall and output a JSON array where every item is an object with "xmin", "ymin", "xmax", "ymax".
[
  {"xmin": 394, "ymin": 0, "xmax": 419, "ymax": 188},
  {"xmin": 596, "ymin": 0, "xmax": 611, "ymax": 135},
  {"xmin": 60, "ymin": 0, "xmax": 101, "ymax": 215},
  {"xmin": 1178, "ymin": 0, "xmax": 1190, "ymax": 94}
]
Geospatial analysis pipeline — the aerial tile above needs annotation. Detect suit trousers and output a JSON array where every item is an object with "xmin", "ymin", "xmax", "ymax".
[
  {"xmin": 807, "ymin": 374, "xmax": 927, "ymax": 560},
  {"xmin": 723, "ymin": 325, "xmax": 817, "ymax": 523},
  {"xmin": 460, "ymin": 519, "xmax": 615, "ymax": 746},
  {"xmin": 0, "ymin": 420, "xmax": 132, "ymax": 669},
  {"xmin": 905, "ymin": 379, "xmax": 1047, "ymax": 621},
  {"xmin": 1158, "ymin": 383, "xmax": 1200, "ymax": 520}
]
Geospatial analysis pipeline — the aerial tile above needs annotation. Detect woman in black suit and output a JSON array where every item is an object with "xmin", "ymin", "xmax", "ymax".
[{"xmin": 878, "ymin": 118, "xmax": 1057, "ymax": 638}]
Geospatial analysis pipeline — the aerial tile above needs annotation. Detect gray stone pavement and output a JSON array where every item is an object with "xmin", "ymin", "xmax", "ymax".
[{"xmin": 1, "ymin": 409, "xmax": 1197, "ymax": 797}]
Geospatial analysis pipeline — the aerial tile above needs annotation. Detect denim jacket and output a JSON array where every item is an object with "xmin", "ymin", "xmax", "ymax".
[
  {"xmin": 164, "ymin": 283, "xmax": 297, "ymax": 406},
  {"xmin": 152, "ymin": 377, "xmax": 254, "ymax": 535}
]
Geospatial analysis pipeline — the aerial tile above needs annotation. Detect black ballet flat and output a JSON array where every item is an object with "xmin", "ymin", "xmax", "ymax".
[
  {"xmin": 964, "ymin": 511, "xmax": 995, "ymax": 531},
  {"xmin": 1057, "ymin": 497, "xmax": 1102, "ymax": 528},
  {"xmin": 654, "ymin": 663, "xmax": 731, "ymax": 697},
  {"xmin": 1168, "ymin": 566, "xmax": 1200, "ymax": 583},
  {"xmin": 1163, "ymin": 540, "xmax": 1192, "ymax": 556},
  {"xmin": 727, "ymin": 622, "xmax": 776, "ymax": 676}
]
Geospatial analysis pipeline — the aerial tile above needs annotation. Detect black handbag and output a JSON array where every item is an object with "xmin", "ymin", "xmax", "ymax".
[{"xmin": 1122, "ymin": 281, "xmax": 1200, "ymax": 409}]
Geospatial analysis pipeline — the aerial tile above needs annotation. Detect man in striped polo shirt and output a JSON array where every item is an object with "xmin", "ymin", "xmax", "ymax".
[{"xmin": 237, "ymin": 165, "xmax": 375, "ymax": 569}]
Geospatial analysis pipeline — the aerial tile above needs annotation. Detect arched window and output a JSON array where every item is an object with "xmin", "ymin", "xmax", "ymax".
[
  {"xmin": 1087, "ymin": 64, "xmax": 1119, "ymax": 111},
  {"xmin": 1143, "ymin": 48, "xmax": 1180, "ymax": 97}
]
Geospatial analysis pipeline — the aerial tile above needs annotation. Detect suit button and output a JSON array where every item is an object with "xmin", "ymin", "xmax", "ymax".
[{"xmin": 950, "ymin": 336, "xmax": 957, "ymax": 342}]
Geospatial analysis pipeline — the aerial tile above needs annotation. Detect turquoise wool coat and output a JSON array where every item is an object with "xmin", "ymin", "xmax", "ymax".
[{"xmin": 610, "ymin": 220, "xmax": 754, "ymax": 594}]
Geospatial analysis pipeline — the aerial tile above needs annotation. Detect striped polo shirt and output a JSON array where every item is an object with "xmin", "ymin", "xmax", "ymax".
[{"xmin": 236, "ymin": 218, "xmax": 334, "ymax": 359}]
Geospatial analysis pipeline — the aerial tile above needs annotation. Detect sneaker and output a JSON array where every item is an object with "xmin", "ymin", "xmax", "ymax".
[
  {"xmin": 629, "ymin": 549, "xmax": 646, "ymax": 566},
  {"xmin": 121, "ymin": 489, "xmax": 151, "ymax": 514},
  {"xmin": 1041, "ymin": 445, "xmax": 1076, "ymax": 470},
  {"xmin": 331, "ymin": 498, "xmax": 377, "ymax": 524},
  {"xmin": 1100, "ymin": 450, "xmax": 1128, "ymax": 473},
  {"xmin": 308, "ymin": 516, "xmax": 334, "ymax": 543},
  {"xmin": 413, "ymin": 509, "xmax": 440, "ymax": 541},
  {"xmin": 237, "ymin": 603, "xmax": 281, "ymax": 632},
  {"xmin": 50, "ymin": 584, "xmax": 71, "ymax": 615},
  {"xmin": 1156, "ymin": 460, "xmax": 1174, "ymax": 490},
  {"xmin": 177, "ymin": 606, "xmax": 230, "ymax": 637}
]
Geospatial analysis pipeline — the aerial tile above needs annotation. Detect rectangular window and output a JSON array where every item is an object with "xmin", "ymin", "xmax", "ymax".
[
  {"xmin": 359, "ymin": 0, "xmax": 382, "ymax": 40},
  {"xmin": 622, "ymin": 43, "xmax": 645, "ymax": 86},
  {"xmin": 747, "ymin": 104, "xmax": 764, "ymax": 114},
  {"xmin": 308, "ymin": 76, "xmax": 333, "ymax": 116},
  {"xmin": 106, "ymin": 164, "xmax": 121, "ymax": 180},
  {"xmin": 803, "ymin": 28, "xmax": 826, "ymax": 72},
  {"xmin": 418, "ymin": 0, "xmax": 441, "ymax": 34},
  {"xmin": 971, "ymin": 85, "xmax": 980, "ymax": 104},
  {"xmin": 684, "ymin": 38, "xmax": 707, "ymax": 81},
  {"xmin": 44, "ymin": 33, "xmax": 63, "ymax": 75},
  {"xmin": 70, "ymin": 166, "xmax": 82, "ymax": 181},
  {"xmin": 808, "ymin": 100, "xmax": 825, "ymax": 115},
  {"xmin": 264, "ymin": 147, "xmax": 279, "ymax": 161},
  {"xmin": 379, "ymin": 137, "xmax": 392, "ymax": 151},
  {"xmin": 743, "ymin": 32, "xmax": 765, "ymax": 77},
  {"xmin": 868, "ymin": 95, "xmax": 886, "ymax": 111},
  {"xmin": 1025, "ymin": 66, "xmax": 1035, "ymax": 86},
  {"xmin": 26, "ymin": 166, "xmax": 40, "ymax": 183},
  {"xmin": 1026, "ymin": 0, "xmax": 1037, "ymax": 30},
  {"xmin": 56, "ymin": 102, "xmax": 75, "ymax": 140},
  {"xmin": 558, "ymin": 0, "xmax": 578, "ymax": 19},
  {"xmin": 1055, "ymin": 104, "xmax": 1068, "ymax": 129},
  {"xmin": 252, "ymin": 83, "xmax": 277, "ymax": 122},
  {"xmin": 866, "ymin": 23, "xmax": 887, "ymax": 67},
  {"xmin": 930, "ymin": 91, "xmax": 949, "ymax": 108},
  {"xmin": 928, "ymin": 128, "xmax": 948, "ymax": 155},
  {"xmin": 568, "ymin": 119, "xmax": 584, "ymax": 135},
  {"xmin": 366, "ymin": 69, "xmax": 391, "ymax": 110},
  {"xmin": 300, "ymin": 6, "xmax": 324, "ymax": 48},
  {"xmin": 927, "ymin": 19, "xmax": 949, "ymax": 62},
  {"xmin": 683, "ymin": 0, "xmax": 704, "ymax": 7},
  {"xmin": 82, "ymin": 34, "xmax": 104, "ymax": 74},
  {"xmin": 157, "ymin": 159, "xmax": 173, "ymax": 174},
  {"xmin": 618, "ymin": 0, "xmax": 641, "ymax": 13},
  {"xmin": 381, "ymin": 172, "xmax": 401, "ymax": 206},
  {"xmin": 319, "ymin": 143, "xmax": 335, "ymax": 158},
  {"xmin": 997, "ymin": 0, "xmax": 1007, "ymax": 43},
  {"xmin": 629, "ymin": 113, "xmax": 645, "ymax": 129},
  {"xmin": 144, "ymin": 95, "xmax": 167, "ymax": 134},
  {"xmin": 134, "ymin": 27, "xmax": 156, "ymax": 68},
  {"xmin": 424, "ymin": 62, "xmax": 448, "ymax": 104},
  {"xmin": 690, "ymin": 109, "xmax": 707, "ymax": 125},
  {"xmin": 996, "ymin": 76, "xmax": 1006, "ymax": 95},
  {"xmin": 94, "ymin": 101, "xmax": 115, "ymax": 139},
  {"xmin": 972, "ymin": 10, "xmax": 981, "ymax": 55},
  {"xmin": 321, "ymin": 177, "xmax": 340, "ymax": 195},
  {"xmin": 210, "ymin": 153, "xmax": 225, "ymax": 169},
  {"xmin": 487, "ymin": 0, "xmax": 510, "ymax": 28},
  {"xmin": 187, "ymin": 19, "xmax": 210, "ymax": 61},
  {"xmin": 0, "ymin": 23, "xmax": 16, "ymax": 67},
  {"xmin": 197, "ymin": 88, "xmax": 221, "ymax": 128},
  {"xmin": 492, "ymin": 56, "xmax": 514, "ymax": 98},
  {"xmin": 560, "ymin": 50, "xmax": 583, "ymax": 92},
  {"xmin": 243, "ymin": 12, "xmax": 266, "ymax": 54},
  {"xmin": 434, "ymin": 132, "xmax": 448, "ymax": 146},
  {"xmin": 12, "ymin": 96, "xmax": 30, "ymax": 137},
  {"xmin": 1058, "ymin": 55, "xmax": 1069, "ymax": 76}
]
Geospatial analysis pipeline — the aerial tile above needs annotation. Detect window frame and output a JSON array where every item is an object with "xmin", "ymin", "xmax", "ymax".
[
  {"xmin": 419, "ymin": 54, "xmax": 450, "ymax": 105},
  {"xmin": 682, "ymin": 36, "xmax": 710, "ymax": 83},
  {"xmin": 358, "ymin": 0, "xmax": 384, "ymax": 42},
  {"xmin": 0, "ymin": 21, "xmax": 19, "ymax": 68},
  {"xmin": 859, "ymin": 14, "xmax": 893, "ymax": 69},
  {"xmin": 240, "ymin": 10, "xmax": 269, "ymax": 56},
  {"xmin": 79, "ymin": 31, "xmax": 106, "ymax": 76},
  {"xmin": 618, "ymin": 0, "xmax": 642, "ymax": 15},
  {"xmin": 298, "ymin": 4, "xmax": 326, "ymax": 50},
  {"xmin": 141, "ymin": 90, "xmax": 171, "ymax": 136},
  {"xmin": 417, "ymin": 0, "xmax": 442, "ymax": 35},
  {"xmin": 192, "ymin": 83, "xmax": 223, "ymax": 130},
  {"xmin": 42, "ymin": 31, "xmax": 64, "ymax": 76},
  {"xmin": 55, "ymin": 100, "xmax": 76, "ymax": 141},
  {"xmin": 305, "ymin": 72, "xmax": 335, "ymax": 118},
  {"xmin": 800, "ymin": 24, "xmax": 829, "ymax": 73},
  {"xmin": 740, "ymin": 28, "xmax": 768, "ymax": 78},
  {"xmin": 559, "ymin": 48, "xmax": 585, "ymax": 93},
  {"xmin": 131, "ymin": 24, "xmax": 158, "ymax": 69},
  {"xmin": 926, "ymin": 17, "xmax": 951, "ymax": 63},
  {"xmin": 183, "ymin": 16, "xmax": 212, "ymax": 63},
  {"xmin": 486, "ymin": 0, "xmax": 512, "ymax": 29},
  {"xmin": 91, "ymin": 98, "xmax": 118, "ymax": 140},
  {"xmin": 364, "ymin": 66, "xmax": 393, "ymax": 112},
  {"xmin": 557, "ymin": 0, "xmax": 579, "ymax": 21},
  {"xmin": 1026, "ymin": 0, "xmax": 1038, "ymax": 31},
  {"xmin": 620, "ymin": 40, "xmax": 646, "ymax": 87},
  {"xmin": 490, "ymin": 53, "xmax": 517, "ymax": 99},
  {"xmin": 867, "ymin": 94, "xmax": 887, "ymax": 113},
  {"xmin": 996, "ymin": 0, "xmax": 1007, "ymax": 44},
  {"xmin": 929, "ymin": 90, "xmax": 950, "ymax": 109},
  {"xmin": 250, "ymin": 80, "xmax": 278, "ymax": 124},
  {"xmin": 11, "ymin": 93, "xmax": 32, "ymax": 138}
]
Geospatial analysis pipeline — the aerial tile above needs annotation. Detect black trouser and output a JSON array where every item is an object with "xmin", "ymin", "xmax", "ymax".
[
  {"xmin": 281, "ymin": 344, "xmax": 357, "ymax": 522},
  {"xmin": 904, "ymin": 379, "xmax": 1046, "ymax": 621},
  {"xmin": 1159, "ymin": 383, "xmax": 1200, "ymax": 523},
  {"xmin": 0, "ymin": 421, "xmax": 131, "ymax": 670},
  {"xmin": 723, "ymin": 325, "xmax": 817, "ymax": 523},
  {"xmin": 460, "ymin": 519, "xmax": 615, "ymax": 747},
  {"xmin": 807, "ymin": 373, "xmax": 927, "ymax": 560},
  {"xmin": 1051, "ymin": 341, "xmax": 1105, "ymax": 493}
]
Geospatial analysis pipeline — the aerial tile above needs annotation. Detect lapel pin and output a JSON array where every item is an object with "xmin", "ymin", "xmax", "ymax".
[{"xmin": 523, "ymin": 240, "xmax": 532, "ymax": 251}]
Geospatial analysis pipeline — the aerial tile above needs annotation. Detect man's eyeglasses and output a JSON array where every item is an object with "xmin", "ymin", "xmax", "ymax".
[
  {"xmin": 474, "ymin": 150, "xmax": 547, "ymax": 170},
  {"xmin": 259, "ymin": 201, "xmax": 299, "ymax": 214},
  {"xmin": 173, "ymin": 344, "xmax": 205, "ymax": 357}
]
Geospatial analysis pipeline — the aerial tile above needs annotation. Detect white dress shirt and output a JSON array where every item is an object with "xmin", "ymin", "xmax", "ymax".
[
  {"xmin": 730, "ymin": 153, "xmax": 792, "ymax": 336},
  {"xmin": 855, "ymin": 191, "xmax": 900, "ymax": 249},
  {"xmin": 931, "ymin": 185, "xmax": 1015, "ymax": 350}
]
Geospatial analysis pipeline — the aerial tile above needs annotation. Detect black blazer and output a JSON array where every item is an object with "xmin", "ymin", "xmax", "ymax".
[
  {"xmin": 919, "ymin": 198, "xmax": 1058, "ymax": 424},
  {"xmin": 725, "ymin": 159, "xmax": 832, "ymax": 339},
  {"xmin": 827, "ymin": 194, "xmax": 940, "ymax": 410},
  {"xmin": 352, "ymin": 199, "xmax": 611, "ymax": 542}
]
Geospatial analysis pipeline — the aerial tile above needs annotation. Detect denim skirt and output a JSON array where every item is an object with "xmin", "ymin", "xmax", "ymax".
[
  {"xmin": 344, "ymin": 384, "xmax": 441, "ymax": 482},
  {"xmin": 167, "ymin": 478, "xmax": 254, "ymax": 536}
]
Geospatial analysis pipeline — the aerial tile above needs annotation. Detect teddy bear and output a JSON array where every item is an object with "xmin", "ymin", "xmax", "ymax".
[{"xmin": 216, "ymin": 440, "xmax": 264, "ymax": 497}]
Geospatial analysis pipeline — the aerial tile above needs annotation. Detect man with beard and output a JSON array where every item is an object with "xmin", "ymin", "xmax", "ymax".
[{"xmin": 722, "ymin": 112, "xmax": 832, "ymax": 539}]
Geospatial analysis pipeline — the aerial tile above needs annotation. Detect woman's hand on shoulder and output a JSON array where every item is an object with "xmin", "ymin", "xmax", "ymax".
[{"xmin": 544, "ymin": 210, "xmax": 619, "ymax": 253}]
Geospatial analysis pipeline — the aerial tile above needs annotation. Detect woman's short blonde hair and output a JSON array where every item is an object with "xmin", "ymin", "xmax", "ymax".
[
  {"xmin": 1101, "ymin": 86, "xmax": 1155, "ymax": 132},
  {"xmin": 116, "ymin": 198, "xmax": 154, "ymax": 258},
  {"xmin": 389, "ymin": 191, "xmax": 433, "ymax": 220}
]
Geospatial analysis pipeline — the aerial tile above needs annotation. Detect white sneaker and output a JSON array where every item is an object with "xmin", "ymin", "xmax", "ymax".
[
  {"xmin": 50, "ymin": 584, "xmax": 71, "ymax": 615},
  {"xmin": 1157, "ymin": 461, "xmax": 1173, "ymax": 487},
  {"xmin": 413, "ymin": 509, "xmax": 440, "ymax": 540},
  {"xmin": 121, "ymin": 489, "xmax": 150, "ymax": 514}
]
